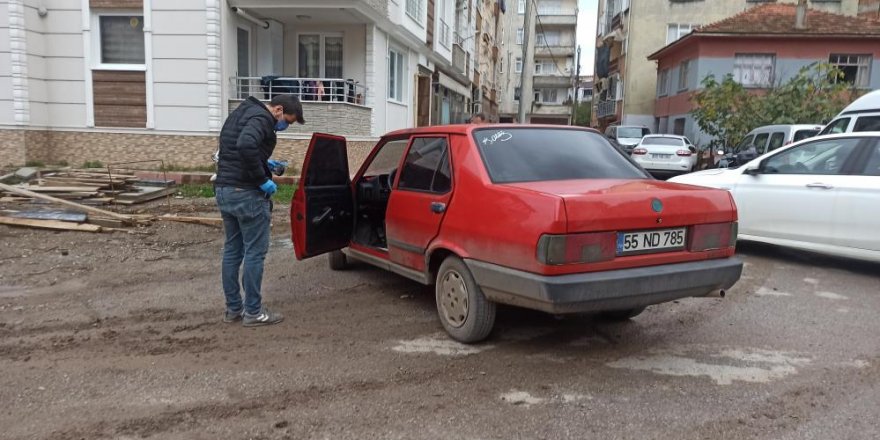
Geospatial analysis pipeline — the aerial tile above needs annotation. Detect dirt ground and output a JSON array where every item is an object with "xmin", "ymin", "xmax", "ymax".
[{"xmin": 1, "ymin": 197, "xmax": 879, "ymax": 440}]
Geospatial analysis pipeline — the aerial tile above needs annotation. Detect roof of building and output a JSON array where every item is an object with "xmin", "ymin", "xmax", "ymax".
[
  {"xmin": 648, "ymin": 4, "xmax": 880, "ymax": 60},
  {"xmin": 698, "ymin": 3, "xmax": 880, "ymax": 36}
]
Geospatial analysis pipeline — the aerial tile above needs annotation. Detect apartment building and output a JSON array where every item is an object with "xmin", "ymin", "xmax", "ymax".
[
  {"xmin": 471, "ymin": 0, "xmax": 505, "ymax": 120},
  {"xmin": 591, "ymin": 0, "xmax": 864, "ymax": 133},
  {"xmin": 0, "ymin": 0, "xmax": 481, "ymax": 168},
  {"xmin": 497, "ymin": 0, "xmax": 577, "ymax": 124}
]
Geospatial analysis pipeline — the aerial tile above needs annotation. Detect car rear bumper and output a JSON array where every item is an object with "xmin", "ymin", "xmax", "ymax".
[
  {"xmin": 464, "ymin": 257, "xmax": 743, "ymax": 314},
  {"xmin": 633, "ymin": 157, "xmax": 694, "ymax": 172}
]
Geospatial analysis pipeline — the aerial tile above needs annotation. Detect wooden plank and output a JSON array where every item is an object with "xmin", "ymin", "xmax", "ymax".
[
  {"xmin": 114, "ymin": 186, "xmax": 177, "ymax": 203},
  {"xmin": 87, "ymin": 217, "xmax": 128, "ymax": 228},
  {"xmin": 92, "ymin": 70, "xmax": 147, "ymax": 83},
  {"xmin": 93, "ymin": 70, "xmax": 147, "ymax": 127},
  {"xmin": 0, "ymin": 182, "xmax": 136, "ymax": 222},
  {"xmin": 0, "ymin": 216, "xmax": 103, "ymax": 232},
  {"xmin": 24, "ymin": 186, "xmax": 104, "ymax": 192},
  {"xmin": 158, "ymin": 215, "xmax": 223, "ymax": 227},
  {"xmin": 8, "ymin": 211, "xmax": 88, "ymax": 222},
  {"xmin": 89, "ymin": 0, "xmax": 143, "ymax": 9}
]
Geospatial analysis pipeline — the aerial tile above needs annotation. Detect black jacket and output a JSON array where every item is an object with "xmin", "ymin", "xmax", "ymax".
[{"xmin": 214, "ymin": 96, "xmax": 276, "ymax": 189}]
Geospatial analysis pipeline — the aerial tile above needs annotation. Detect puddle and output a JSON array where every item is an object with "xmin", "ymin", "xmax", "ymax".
[{"xmin": 391, "ymin": 334, "xmax": 494, "ymax": 356}]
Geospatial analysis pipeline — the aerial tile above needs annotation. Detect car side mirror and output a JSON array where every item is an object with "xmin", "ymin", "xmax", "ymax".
[
  {"xmin": 689, "ymin": 146, "xmax": 697, "ymax": 154},
  {"xmin": 743, "ymin": 162, "xmax": 762, "ymax": 176}
]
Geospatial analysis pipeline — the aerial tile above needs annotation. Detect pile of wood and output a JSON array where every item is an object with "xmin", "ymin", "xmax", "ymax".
[{"xmin": 0, "ymin": 169, "xmax": 177, "ymax": 205}]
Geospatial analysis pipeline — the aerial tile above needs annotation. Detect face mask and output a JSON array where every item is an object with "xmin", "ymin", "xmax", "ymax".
[{"xmin": 275, "ymin": 119, "xmax": 289, "ymax": 132}]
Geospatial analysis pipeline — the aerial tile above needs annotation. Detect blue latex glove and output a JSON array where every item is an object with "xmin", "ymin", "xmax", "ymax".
[
  {"xmin": 267, "ymin": 159, "xmax": 281, "ymax": 168},
  {"xmin": 259, "ymin": 179, "xmax": 277, "ymax": 196}
]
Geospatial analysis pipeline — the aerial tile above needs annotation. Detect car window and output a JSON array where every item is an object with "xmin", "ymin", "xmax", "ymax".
[
  {"xmin": 752, "ymin": 133, "xmax": 770, "ymax": 154},
  {"xmin": 861, "ymin": 144, "xmax": 880, "ymax": 176},
  {"xmin": 617, "ymin": 127, "xmax": 644, "ymax": 138},
  {"xmin": 820, "ymin": 117, "xmax": 850, "ymax": 135},
  {"xmin": 763, "ymin": 138, "xmax": 861, "ymax": 175},
  {"xmin": 768, "ymin": 132, "xmax": 785, "ymax": 151},
  {"xmin": 363, "ymin": 139, "xmax": 409, "ymax": 177},
  {"xmin": 734, "ymin": 135, "xmax": 755, "ymax": 153},
  {"xmin": 853, "ymin": 116, "xmax": 880, "ymax": 132},
  {"xmin": 642, "ymin": 137, "xmax": 684, "ymax": 146},
  {"xmin": 642, "ymin": 128, "xmax": 651, "ymax": 137},
  {"xmin": 793, "ymin": 129, "xmax": 819, "ymax": 142},
  {"xmin": 398, "ymin": 137, "xmax": 451, "ymax": 193},
  {"xmin": 473, "ymin": 128, "xmax": 646, "ymax": 183}
]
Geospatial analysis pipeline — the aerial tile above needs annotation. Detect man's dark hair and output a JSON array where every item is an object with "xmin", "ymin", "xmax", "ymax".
[{"xmin": 269, "ymin": 94, "xmax": 305, "ymax": 124}]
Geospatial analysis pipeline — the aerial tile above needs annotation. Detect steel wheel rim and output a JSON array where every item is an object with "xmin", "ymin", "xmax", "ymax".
[{"xmin": 440, "ymin": 270, "xmax": 469, "ymax": 328}]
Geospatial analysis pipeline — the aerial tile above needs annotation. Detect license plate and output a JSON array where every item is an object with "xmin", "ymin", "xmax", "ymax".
[
  {"xmin": 617, "ymin": 228, "xmax": 687, "ymax": 255},
  {"xmin": 652, "ymin": 153, "xmax": 673, "ymax": 159}
]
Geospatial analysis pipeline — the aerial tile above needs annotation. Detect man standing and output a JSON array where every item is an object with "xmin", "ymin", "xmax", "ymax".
[
  {"xmin": 214, "ymin": 94, "xmax": 304, "ymax": 327},
  {"xmin": 469, "ymin": 113, "xmax": 487, "ymax": 124}
]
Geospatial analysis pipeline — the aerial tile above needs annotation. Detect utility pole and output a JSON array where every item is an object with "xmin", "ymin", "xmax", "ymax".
[
  {"xmin": 517, "ymin": 0, "xmax": 536, "ymax": 123},
  {"xmin": 572, "ymin": 45, "xmax": 581, "ymax": 126}
]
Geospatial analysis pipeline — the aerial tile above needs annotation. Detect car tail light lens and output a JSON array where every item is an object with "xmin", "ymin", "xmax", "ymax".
[
  {"xmin": 689, "ymin": 222, "xmax": 737, "ymax": 252},
  {"xmin": 632, "ymin": 147, "xmax": 648, "ymax": 155},
  {"xmin": 537, "ymin": 232, "xmax": 617, "ymax": 265},
  {"xmin": 676, "ymin": 149, "xmax": 692, "ymax": 157}
]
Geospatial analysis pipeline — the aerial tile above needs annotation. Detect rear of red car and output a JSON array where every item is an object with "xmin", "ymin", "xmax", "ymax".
[{"xmin": 456, "ymin": 127, "xmax": 742, "ymax": 314}]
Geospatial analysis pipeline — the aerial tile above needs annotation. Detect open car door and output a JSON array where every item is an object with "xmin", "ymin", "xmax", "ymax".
[{"xmin": 290, "ymin": 133, "xmax": 354, "ymax": 260}]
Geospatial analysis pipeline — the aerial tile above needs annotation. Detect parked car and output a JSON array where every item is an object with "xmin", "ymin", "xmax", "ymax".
[
  {"xmin": 819, "ymin": 89, "xmax": 880, "ymax": 135},
  {"xmin": 670, "ymin": 133, "xmax": 880, "ymax": 263},
  {"xmin": 631, "ymin": 135, "xmax": 698, "ymax": 176},
  {"xmin": 717, "ymin": 124, "xmax": 823, "ymax": 168},
  {"xmin": 290, "ymin": 126, "xmax": 744, "ymax": 343},
  {"xmin": 604, "ymin": 125, "xmax": 651, "ymax": 154}
]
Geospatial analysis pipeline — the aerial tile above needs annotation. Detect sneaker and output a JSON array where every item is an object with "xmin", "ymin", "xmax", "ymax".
[
  {"xmin": 242, "ymin": 307, "xmax": 284, "ymax": 327},
  {"xmin": 224, "ymin": 309, "xmax": 243, "ymax": 323}
]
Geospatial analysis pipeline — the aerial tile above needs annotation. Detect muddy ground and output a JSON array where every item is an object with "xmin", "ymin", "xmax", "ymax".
[{"xmin": 1, "ymin": 198, "xmax": 879, "ymax": 440}]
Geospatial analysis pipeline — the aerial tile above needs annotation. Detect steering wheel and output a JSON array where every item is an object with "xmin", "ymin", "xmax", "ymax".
[{"xmin": 387, "ymin": 168, "xmax": 397, "ymax": 189}]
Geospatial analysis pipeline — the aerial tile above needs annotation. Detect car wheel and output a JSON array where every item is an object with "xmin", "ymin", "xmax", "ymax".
[
  {"xmin": 328, "ymin": 250, "xmax": 348, "ymax": 271},
  {"xmin": 435, "ymin": 256, "xmax": 496, "ymax": 343},
  {"xmin": 600, "ymin": 307, "xmax": 646, "ymax": 322}
]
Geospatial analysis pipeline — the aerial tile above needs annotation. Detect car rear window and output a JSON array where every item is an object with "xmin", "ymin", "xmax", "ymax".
[
  {"xmin": 793, "ymin": 129, "xmax": 819, "ymax": 142},
  {"xmin": 472, "ymin": 128, "xmax": 647, "ymax": 183},
  {"xmin": 642, "ymin": 137, "xmax": 683, "ymax": 146},
  {"xmin": 617, "ymin": 127, "xmax": 648, "ymax": 138}
]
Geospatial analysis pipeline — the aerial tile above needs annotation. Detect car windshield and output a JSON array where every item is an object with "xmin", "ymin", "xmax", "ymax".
[
  {"xmin": 642, "ymin": 137, "xmax": 683, "ymax": 146},
  {"xmin": 617, "ymin": 127, "xmax": 647, "ymax": 138},
  {"xmin": 472, "ymin": 128, "xmax": 647, "ymax": 183},
  {"xmin": 732, "ymin": 135, "xmax": 755, "ymax": 154}
]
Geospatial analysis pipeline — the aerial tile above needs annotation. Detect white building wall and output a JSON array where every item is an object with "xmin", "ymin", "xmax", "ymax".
[
  {"xmin": 0, "ymin": 0, "xmax": 16, "ymax": 124},
  {"xmin": 151, "ymin": 0, "xmax": 209, "ymax": 131}
]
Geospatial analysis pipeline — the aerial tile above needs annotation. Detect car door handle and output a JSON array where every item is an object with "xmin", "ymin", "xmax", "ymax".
[
  {"xmin": 312, "ymin": 207, "xmax": 332, "ymax": 224},
  {"xmin": 806, "ymin": 183, "xmax": 834, "ymax": 190},
  {"xmin": 430, "ymin": 202, "xmax": 447, "ymax": 214}
]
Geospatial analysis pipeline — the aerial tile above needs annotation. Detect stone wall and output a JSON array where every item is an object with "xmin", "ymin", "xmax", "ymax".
[
  {"xmin": 227, "ymin": 101, "xmax": 372, "ymax": 138},
  {"xmin": 1, "ymin": 128, "xmax": 376, "ymax": 174}
]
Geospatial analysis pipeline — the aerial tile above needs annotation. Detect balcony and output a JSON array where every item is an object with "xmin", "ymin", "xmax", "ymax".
[
  {"xmin": 230, "ymin": 76, "xmax": 372, "ymax": 136},
  {"xmin": 535, "ymin": 44, "xmax": 575, "ymax": 57},
  {"xmin": 532, "ymin": 103, "xmax": 572, "ymax": 116},
  {"xmin": 534, "ymin": 74, "xmax": 572, "ymax": 88},
  {"xmin": 597, "ymin": 100, "xmax": 618, "ymax": 119},
  {"xmin": 537, "ymin": 13, "xmax": 577, "ymax": 26}
]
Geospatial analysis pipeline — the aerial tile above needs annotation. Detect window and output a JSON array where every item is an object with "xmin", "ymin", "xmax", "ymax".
[
  {"xmin": 853, "ymin": 116, "xmax": 880, "ymax": 132},
  {"xmin": 734, "ymin": 54, "xmax": 775, "ymax": 87},
  {"xmin": 364, "ymin": 139, "xmax": 410, "ymax": 177},
  {"xmin": 762, "ymin": 138, "xmax": 860, "ymax": 175},
  {"xmin": 398, "ymin": 137, "xmax": 452, "ymax": 193},
  {"xmin": 768, "ymin": 132, "xmax": 785, "ymax": 152},
  {"xmin": 820, "ymin": 117, "xmax": 850, "ymax": 135},
  {"xmin": 298, "ymin": 34, "xmax": 344, "ymax": 78},
  {"xmin": 830, "ymin": 54, "xmax": 872, "ymax": 88},
  {"xmin": 516, "ymin": 28, "xmax": 523, "ymax": 45},
  {"xmin": 518, "ymin": 0, "xmax": 525, "ymax": 14},
  {"xmin": 538, "ymin": 0, "xmax": 563, "ymax": 15},
  {"xmin": 752, "ymin": 133, "xmax": 770, "ymax": 154},
  {"xmin": 515, "ymin": 57, "xmax": 523, "ymax": 73},
  {"xmin": 657, "ymin": 69, "xmax": 669, "ymax": 97},
  {"xmin": 406, "ymin": 0, "xmax": 424, "ymax": 23},
  {"xmin": 642, "ymin": 137, "xmax": 685, "ymax": 146},
  {"xmin": 388, "ymin": 48, "xmax": 406, "ymax": 102},
  {"xmin": 536, "ymin": 88, "xmax": 559, "ymax": 103},
  {"xmin": 666, "ymin": 24, "xmax": 695, "ymax": 44},
  {"xmin": 535, "ymin": 60, "xmax": 555, "ymax": 75},
  {"xmin": 678, "ymin": 60, "xmax": 690, "ymax": 91},
  {"xmin": 237, "ymin": 28, "xmax": 250, "ymax": 78},
  {"xmin": 673, "ymin": 118, "xmax": 685, "ymax": 135},
  {"xmin": 793, "ymin": 129, "xmax": 819, "ymax": 143},
  {"xmin": 861, "ymin": 144, "xmax": 880, "ymax": 176},
  {"xmin": 98, "ymin": 15, "xmax": 145, "ymax": 65},
  {"xmin": 514, "ymin": 87, "xmax": 521, "ymax": 101},
  {"xmin": 473, "ymin": 128, "xmax": 646, "ymax": 183}
]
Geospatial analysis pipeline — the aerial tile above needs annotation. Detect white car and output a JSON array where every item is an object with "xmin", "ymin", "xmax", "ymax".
[
  {"xmin": 670, "ymin": 133, "xmax": 880, "ymax": 263},
  {"xmin": 631, "ymin": 135, "xmax": 698, "ymax": 175}
]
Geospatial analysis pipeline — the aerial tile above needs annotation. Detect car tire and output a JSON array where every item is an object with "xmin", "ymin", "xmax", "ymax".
[
  {"xmin": 435, "ymin": 256, "xmax": 496, "ymax": 343},
  {"xmin": 600, "ymin": 307, "xmax": 646, "ymax": 322},
  {"xmin": 328, "ymin": 250, "xmax": 348, "ymax": 271}
]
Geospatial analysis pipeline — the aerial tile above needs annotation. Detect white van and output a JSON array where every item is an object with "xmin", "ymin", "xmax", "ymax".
[
  {"xmin": 819, "ymin": 90, "xmax": 880, "ymax": 135},
  {"xmin": 718, "ymin": 124, "xmax": 822, "ymax": 167},
  {"xmin": 604, "ymin": 125, "xmax": 651, "ymax": 154}
]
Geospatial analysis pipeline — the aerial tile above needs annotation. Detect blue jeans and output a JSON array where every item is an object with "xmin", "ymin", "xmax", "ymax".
[{"xmin": 215, "ymin": 186, "xmax": 271, "ymax": 315}]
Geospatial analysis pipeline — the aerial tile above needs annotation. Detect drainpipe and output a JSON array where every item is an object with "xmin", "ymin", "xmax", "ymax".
[
  {"xmin": 795, "ymin": 0, "xmax": 807, "ymax": 30},
  {"xmin": 621, "ymin": 0, "xmax": 633, "ymax": 125}
]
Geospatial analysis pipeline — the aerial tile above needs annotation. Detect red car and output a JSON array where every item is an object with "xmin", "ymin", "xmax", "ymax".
[{"xmin": 291, "ymin": 125, "xmax": 742, "ymax": 343}]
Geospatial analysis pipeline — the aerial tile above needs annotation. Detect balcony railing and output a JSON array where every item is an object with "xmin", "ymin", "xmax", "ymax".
[
  {"xmin": 231, "ymin": 77, "xmax": 367, "ymax": 105},
  {"xmin": 597, "ymin": 100, "xmax": 618, "ymax": 118}
]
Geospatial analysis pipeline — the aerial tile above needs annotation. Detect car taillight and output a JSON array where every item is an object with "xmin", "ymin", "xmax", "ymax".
[
  {"xmin": 537, "ymin": 232, "xmax": 617, "ymax": 265},
  {"xmin": 676, "ymin": 149, "xmax": 692, "ymax": 157},
  {"xmin": 689, "ymin": 222, "xmax": 737, "ymax": 252},
  {"xmin": 632, "ymin": 147, "xmax": 648, "ymax": 155}
]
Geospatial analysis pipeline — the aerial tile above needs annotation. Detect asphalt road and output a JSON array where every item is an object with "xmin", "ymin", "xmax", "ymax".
[{"xmin": 1, "ymin": 219, "xmax": 878, "ymax": 440}]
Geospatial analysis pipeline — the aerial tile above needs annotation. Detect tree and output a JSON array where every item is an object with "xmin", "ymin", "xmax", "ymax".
[
  {"xmin": 691, "ymin": 63, "xmax": 859, "ymax": 150},
  {"xmin": 573, "ymin": 102, "xmax": 592, "ymax": 127}
]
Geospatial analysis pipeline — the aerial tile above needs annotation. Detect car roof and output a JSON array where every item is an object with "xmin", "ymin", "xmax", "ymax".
[
  {"xmin": 643, "ymin": 134, "xmax": 685, "ymax": 139},
  {"xmin": 382, "ymin": 124, "xmax": 601, "ymax": 138},
  {"xmin": 748, "ymin": 124, "xmax": 822, "ymax": 132},
  {"xmin": 840, "ymin": 90, "xmax": 880, "ymax": 115}
]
